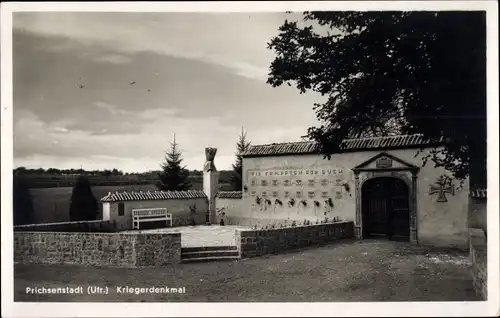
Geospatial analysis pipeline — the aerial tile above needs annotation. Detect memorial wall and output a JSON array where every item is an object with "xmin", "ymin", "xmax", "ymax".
[
  {"xmin": 238, "ymin": 154, "xmax": 357, "ymax": 226},
  {"xmin": 239, "ymin": 147, "xmax": 470, "ymax": 248}
]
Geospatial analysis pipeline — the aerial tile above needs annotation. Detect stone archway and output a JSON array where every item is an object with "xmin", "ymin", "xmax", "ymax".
[{"xmin": 352, "ymin": 152, "xmax": 419, "ymax": 244}]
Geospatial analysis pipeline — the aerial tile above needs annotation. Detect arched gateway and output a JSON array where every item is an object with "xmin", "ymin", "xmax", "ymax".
[{"xmin": 353, "ymin": 152, "xmax": 419, "ymax": 244}]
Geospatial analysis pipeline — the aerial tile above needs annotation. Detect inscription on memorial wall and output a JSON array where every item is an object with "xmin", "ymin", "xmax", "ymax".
[
  {"xmin": 246, "ymin": 166, "xmax": 349, "ymax": 202},
  {"xmin": 248, "ymin": 168, "xmax": 345, "ymax": 178}
]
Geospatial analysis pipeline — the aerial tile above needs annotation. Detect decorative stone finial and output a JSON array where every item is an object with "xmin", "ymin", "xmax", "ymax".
[{"xmin": 203, "ymin": 147, "xmax": 217, "ymax": 172}]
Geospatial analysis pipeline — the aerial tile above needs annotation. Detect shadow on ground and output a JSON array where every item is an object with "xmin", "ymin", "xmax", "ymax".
[{"xmin": 14, "ymin": 239, "xmax": 479, "ymax": 302}]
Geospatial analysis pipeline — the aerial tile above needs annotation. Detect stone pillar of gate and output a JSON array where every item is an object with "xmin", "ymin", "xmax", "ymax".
[
  {"xmin": 203, "ymin": 147, "xmax": 219, "ymax": 225},
  {"xmin": 354, "ymin": 173, "xmax": 362, "ymax": 239},
  {"xmin": 410, "ymin": 172, "xmax": 418, "ymax": 244}
]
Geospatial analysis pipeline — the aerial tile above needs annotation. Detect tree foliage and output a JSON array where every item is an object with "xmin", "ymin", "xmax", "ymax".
[
  {"xmin": 69, "ymin": 176, "xmax": 98, "ymax": 221},
  {"xmin": 230, "ymin": 128, "xmax": 252, "ymax": 191},
  {"xmin": 157, "ymin": 134, "xmax": 192, "ymax": 191},
  {"xmin": 13, "ymin": 174, "xmax": 35, "ymax": 225},
  {"xmin": 267, "ymin": 11, "xmax": 486, "ymax": 186}
]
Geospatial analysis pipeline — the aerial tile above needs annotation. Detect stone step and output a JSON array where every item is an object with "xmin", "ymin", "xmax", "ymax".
[
  {"xmin": 181, "ymin": 250, "xmax": 240, "ymax": 259},
  {"xmin": 181, "ymin": 255, "xmax": 241, "ymax": 263},
  {"xmin": 181, "ymin": 245, "xmax": 238, "ymax": 253}
]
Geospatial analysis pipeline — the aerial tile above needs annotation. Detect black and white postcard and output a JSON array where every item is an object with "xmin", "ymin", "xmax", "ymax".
[{"xmin": 1, "ymin": 1, "xmax": 498, "ymax": 317}]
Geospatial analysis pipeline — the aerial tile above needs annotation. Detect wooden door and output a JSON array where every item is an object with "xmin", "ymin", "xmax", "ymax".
[{"xmin": 362, "ymin": 177, "xmax": 410, "ymax": 241}]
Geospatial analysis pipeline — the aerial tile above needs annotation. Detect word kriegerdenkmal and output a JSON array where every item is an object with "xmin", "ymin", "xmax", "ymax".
[{"xmin": 116, "ymin": 286, "xmax": 186, "ymax": 295}]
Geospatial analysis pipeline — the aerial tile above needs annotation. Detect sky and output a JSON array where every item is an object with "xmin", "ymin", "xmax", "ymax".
[{"xmin": 13, "ymin": 12, "xmax": 323, "ymax": 172}]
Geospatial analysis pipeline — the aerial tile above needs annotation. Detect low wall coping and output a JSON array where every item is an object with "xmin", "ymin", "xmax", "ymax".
[
  {"xmin": 14, "ymin": 219, "xmax": 110, "ymax": 228},
  {"xmin": 469, "ymin": 228, "xmax": 487, "ymax": 245},
  {"xmin": 236, "ymin": 221, "xmax": 352, "ymax": 233},
  {"xmin": 14, "ymin": 231, "xmax": 181, "ymax": 236}
]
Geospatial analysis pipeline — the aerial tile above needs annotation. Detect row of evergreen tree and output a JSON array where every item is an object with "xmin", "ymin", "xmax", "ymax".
[{"xmin": 13, "ymin": 129, "xmax": 251, "ymax": 225}]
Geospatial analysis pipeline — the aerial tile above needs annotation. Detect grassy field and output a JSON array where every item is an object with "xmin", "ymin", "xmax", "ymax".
[
  {"xmin": 14, "ymin": 240, "xmax": 478, "ymax": 302},
  {"xmin": 29, "ymin": 184, "xmax": 157, "ymax": 224}
]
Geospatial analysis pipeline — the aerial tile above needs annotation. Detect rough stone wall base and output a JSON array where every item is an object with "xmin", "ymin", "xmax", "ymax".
[
  {"xmin": 469, "ymin": 228, "xmax": 487, "ymax": 300},
  {"xmin": 236, "ymin": 221, "xmax": 354, "ymax": 258},
  {"xmin": 14, "ymin": 231, "xmax": 181, "ymax": 267}
]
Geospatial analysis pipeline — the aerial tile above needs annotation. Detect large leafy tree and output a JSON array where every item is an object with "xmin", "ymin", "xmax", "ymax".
[
  {"xmin": 157, "ymin": 134, "xmax": 192, "ymax": 191},
  {"xmin": 69, "ymin": 176, "xmax": 98, "ymax": 221},
  {"xmin": 13, "ymin": 174, "xmax": 35, "ymax": 225},
  {"xmin": 267, "ymin": 11, "xmax": 486, "ymax": 187},
  {"xmin": 230, "ymin": 127, "xmax": 252, "ymax": 191}
]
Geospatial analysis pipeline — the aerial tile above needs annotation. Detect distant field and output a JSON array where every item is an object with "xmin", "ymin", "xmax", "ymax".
[
  {"xmin": 29, "ymin": 184, "xmax": 158, "ymax": 224},
  {"xmin": 27, "ymin": 178, "xmax": 232, "ymax": 224}
]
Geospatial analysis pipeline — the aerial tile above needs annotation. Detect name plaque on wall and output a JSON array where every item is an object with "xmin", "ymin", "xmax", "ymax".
[{"xmin": 248, "ymin": 167, "xmax": 345, "ymax": 178}]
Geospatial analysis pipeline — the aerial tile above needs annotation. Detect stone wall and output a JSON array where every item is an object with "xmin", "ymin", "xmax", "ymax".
[
  {"xmin": 242, "ymin": 148, "xmax": 470, "ymax": 248},
  {"xmin": 216, "ymin": 196, "xmax": 244, "ymax": 224},
  {"xmin": 468, "ymin": 197, "xmax": 487, "ymax": 234},
  {"xmin": 14, "ymin": 220, "xmax": 119, "ymax": 233},
  {"xmin": 236, "ymin": 221, "xmax": 354, "ymax": 258},
  {"xmin": 107, "ymin": 198, "xmax": 208, "ymax": 230},
  {"xmin": 469, "ymin": 228, "xmax": 487, "ymax": 300},
  {"xmin": 14, "ymin": 231, "xmax": 181, "ymax": 267}
]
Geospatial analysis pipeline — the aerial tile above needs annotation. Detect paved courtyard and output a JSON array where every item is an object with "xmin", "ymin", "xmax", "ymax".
[
  {"xmin": 14, "ymin": 240, "xmax": 478, "ymax": 302},
  {"xmin": 132, "ymin": 225, "xmax": 250, "ymax": 247}
]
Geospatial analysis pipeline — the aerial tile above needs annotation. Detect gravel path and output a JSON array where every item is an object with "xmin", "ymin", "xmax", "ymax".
[{"xmin": 14, "ymin": 239, "xmax": 478, "ymax": 302}]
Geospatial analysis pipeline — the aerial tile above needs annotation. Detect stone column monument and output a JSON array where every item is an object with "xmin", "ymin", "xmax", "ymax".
[{"xmin": 203, "ymin": 147, "xmax": 219, "ymax": 225}]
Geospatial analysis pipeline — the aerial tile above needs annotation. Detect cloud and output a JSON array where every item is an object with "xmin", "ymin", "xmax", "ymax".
[
  {"xmin": 13, "ymin": 12, "xmax": 287, "ymax": 81},
  {"xmin": 12, "ymin": 13, "xmax": 325, "ymax": 172},
  {"xmin": 13, "ymin": 110, "xmax": 240, "ymax": 172},
  {"xmin": 91, "ymin": 54, "xmax": 133, "ymax": 64},
  {"xmin": 93, "ymin": 101, "xmax": 132, "ymax": 116},
  {"xmin": 48, "ymin": 127, "xmax": 69, "ymax": 133}
]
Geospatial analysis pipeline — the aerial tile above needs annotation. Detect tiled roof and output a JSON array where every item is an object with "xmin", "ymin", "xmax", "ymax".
[
  {"xmin": 100, "ymin": 190, "xmax": 207, "ymax": 202},
  {"xmin": 216, "ymin": 191, "xmax": 243, "ymax": 199},
  {"xmin": 470, "ymin": 189, "xmax": 487, "ymax": 199},
  {"xmin": 241, "ymin": 134, "xmax": 444, "ymax": 157}
]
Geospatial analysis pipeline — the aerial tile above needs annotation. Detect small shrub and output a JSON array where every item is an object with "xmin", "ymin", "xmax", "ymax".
[
  {"xmin": 291, "ymin": 220, "xmax": 297, "ymax": 227},
  {"xmin": 288, "ymin": 198, "xmax": 296, "ymax": 207},
  {"xmin": 265, "ymin": 199, "xmax": 272, "ymax": 205},
  {"xmin": 326, "ymin": 198, "xmax": 334, "ymax": 207},
  {"xmin": 314, "ymin": 200, "xmax": 320, "ymax": 207},
  {"xmin": 343, "ymin": 182, "xmax": 350, "ymax": 192},
  {"xmin": 301, "ymin": 199, "xmax": 307, "ymax": 206},
  {"xmin": 275, "ymin": 198, "xmax": 283, "ymax": 206},
  {"xmin": 255, "ymin": 196, "xmax": 262, "ymax": 205}
]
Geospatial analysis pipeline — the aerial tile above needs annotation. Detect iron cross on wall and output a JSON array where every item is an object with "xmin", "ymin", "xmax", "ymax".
[{"xmin": 429, "ymin": 176, "xmax": 455, "ymax": 202}]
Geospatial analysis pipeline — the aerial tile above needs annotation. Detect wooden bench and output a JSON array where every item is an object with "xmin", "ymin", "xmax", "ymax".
[{"xmin": 132, "ymin": 208, "xmax": 172, "ymax": 230}]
